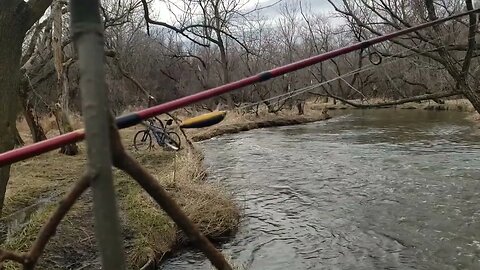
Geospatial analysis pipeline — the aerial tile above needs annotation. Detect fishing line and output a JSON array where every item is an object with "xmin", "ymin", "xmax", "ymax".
[
  {"xmin": 238, "ymin": 31, "xmax": 460, "ymax": 111},
  {"xmin": 327, "ymin": 65, "xmax": 368, "ymax": 101}
]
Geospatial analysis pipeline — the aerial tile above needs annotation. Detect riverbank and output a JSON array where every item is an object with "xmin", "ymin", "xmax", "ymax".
[
  {"xmin": 186, "ymin": 106, "xmax": 331, "ymax": 142},
  {"xmin": 2, "ymin": 127, "xmax": 240, "ymax": 269},
  {"xmin": 311, "ymin": 98, "xmax": 476, "ymax": 112}
]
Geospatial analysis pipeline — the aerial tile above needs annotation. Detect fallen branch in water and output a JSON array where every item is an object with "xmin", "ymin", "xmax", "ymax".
[{"xmin": 324, "ymin": 91, "xmax": 461, "ymax": 108}]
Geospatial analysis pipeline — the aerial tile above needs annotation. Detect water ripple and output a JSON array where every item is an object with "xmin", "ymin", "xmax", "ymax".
[{"xmin": 162, "ymin": 110, "xmax": 480, "ymax": 270}]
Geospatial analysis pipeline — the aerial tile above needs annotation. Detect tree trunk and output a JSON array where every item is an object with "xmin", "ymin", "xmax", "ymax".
[
  {"xmin": 53, "ymin": 104, "xmax": 79, "ymax": 155},
  {"xmin": 52, "ymin": 0, "xmax": 78, "ymax": 155},
  {"xmin": 296, "ymin": 102, "xmax": 305, "ymax": 115},
  {"xmin": 0, "ymin": 4, "xmax": 26, "ymax": 216},
  {"xmin": 13, "ymin": 125, "xmax": 24, "ymax": 146},
  {"xmin": 19, "ymin": 85, "xmax": 47, "ymax": 142},
  {"xmin": 213, "ymin": 2, "xmax": 233, "ymax": 108},
  {"xmin": 70, "ymin": 0, "xmax": 126, "ymax": 267},
  {"xmin": 23, "ymin": 105, "xmax": 47, "ymax": 142},
  {"xmin": 460, "ymin": 83, "xmax": 480, "ymax": 113},
  {"xmin": 52, "ymin": 76, "xmax": 78, "ymax": 155},
  {"xmin": 264, "ymin": 100, "xmax": 277, "ymax": 114}
]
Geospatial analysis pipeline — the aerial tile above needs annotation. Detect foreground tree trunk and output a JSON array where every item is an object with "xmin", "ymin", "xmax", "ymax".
[
  {"xmin": 0, "ymin": 3, "xmax": 26, "ymax": 216},
  {"xmin": 70, "ymin": 0, "xmax": 126, "ymax": 267},
  {"xmin": 0, "ymin": 0, "xmax": 53, "ymax": 216}
]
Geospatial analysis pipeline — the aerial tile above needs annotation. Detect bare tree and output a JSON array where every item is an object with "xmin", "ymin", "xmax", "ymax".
[
  {"xmin": 139, "ymin": 0, "xmax": 257, "ymax": 107},
  {"xmin": 51, "ymin": 0, "xmax": 79, "ymax": 155},
  {"xmin": 326, "ymin": 0, "xmax": 480, "ymax": 111}
]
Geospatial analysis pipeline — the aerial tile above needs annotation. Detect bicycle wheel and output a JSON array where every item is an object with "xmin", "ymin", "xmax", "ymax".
[
  {"xmin": 164, "ymin": 131, "xmax": 181, "ymax": 151},
  {"xmin": 134, "ymin": 130, "xmax": 152, "ymax": 151}
]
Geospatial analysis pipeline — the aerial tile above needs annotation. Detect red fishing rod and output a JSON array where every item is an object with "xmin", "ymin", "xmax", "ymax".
[{"xmin": 1, "ymin": 7, "xmax": 479, "ymax": 167}]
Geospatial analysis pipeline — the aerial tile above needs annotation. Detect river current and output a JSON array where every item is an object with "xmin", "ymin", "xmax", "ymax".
[{"xmin": 163, "ymin": 109, "xmax": 480, "ymax": 270}]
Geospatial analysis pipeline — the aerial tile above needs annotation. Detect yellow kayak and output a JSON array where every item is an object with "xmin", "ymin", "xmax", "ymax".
[{"xmin": 180, "ymin": 111, "xmax": 227, "ymax": 129}]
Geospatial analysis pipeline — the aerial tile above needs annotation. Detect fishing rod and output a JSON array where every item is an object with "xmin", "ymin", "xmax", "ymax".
[{"xmin": 1, "ymin": 7, "xmax": 479, "ymax": 167}]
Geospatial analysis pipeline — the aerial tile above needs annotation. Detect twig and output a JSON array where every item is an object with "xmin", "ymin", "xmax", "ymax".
[
  {"xmin": 0, "ymin": 173, "xmax": 92, "ymax": 268},
  {"xmin": 0, "ymin": 249, "xmax": 27, "ymax": 265},
  {"xmin": 165, "ymin": 112, "xmax": 194, "ymax": 149},
  {"xmin": 25, "ymin": 172, "xmax": 92, "ymax": 269}
]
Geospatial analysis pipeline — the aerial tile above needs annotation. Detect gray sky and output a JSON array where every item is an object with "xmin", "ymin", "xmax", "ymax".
[
  {"xmin": 256, "ymin": 0, "xmax": 337, "ymax": 14},
  {"xmin": 153, "ymin": 0, "xmax": 342, "ymax": 24},
  {"xmin": 250, "ymin": 0, "xmax": 343, "ymax": 25}
]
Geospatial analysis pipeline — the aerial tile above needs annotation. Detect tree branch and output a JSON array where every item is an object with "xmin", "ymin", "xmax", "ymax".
[
  {"xmin": 0, "ymin": 249, "xmax": 27, "ymax": 266},
  {"xmin": 21, "ymin": 18, "xmax": 51, "ymax": 65},
  {"xmin": 25, "ymin": 173, "xmax": 92, "ymax": 269},
  {"xmin": 140, "ymin": 0, "xmax": 210, "ymax": 47},
  {"xmin": 25, "ymin": 0, "xmax": 54, "ymax": 29},
  {"xmin": 461, "ymin": 0, "xmax": 478, "ymax": 78}
]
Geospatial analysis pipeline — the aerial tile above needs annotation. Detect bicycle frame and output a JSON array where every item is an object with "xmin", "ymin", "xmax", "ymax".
[
  {"xmin": 143, "ymin": 119, "xmax": 169, "ymax": 147},
  {"xmin": 150, "ymin": 126, "xmax": 168, "ymax": 146}
]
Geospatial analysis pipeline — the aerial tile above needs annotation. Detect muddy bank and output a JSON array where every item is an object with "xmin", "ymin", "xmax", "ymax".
[
  {"xmin": 1, "ymin": 127, "xmax": 240, "ymax": 269},
  {"xmin": 189, "ymin": 113, "xmax": 331, "ymax": 142}
]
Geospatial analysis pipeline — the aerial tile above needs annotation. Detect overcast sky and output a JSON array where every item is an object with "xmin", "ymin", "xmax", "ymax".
[
  {"xmin": 253, "ymin": 0, "xmax": 338, "ymax": 15},
  {"xmin": 153, "ymin": 0, "xmax": 342, "ymax": 24}
]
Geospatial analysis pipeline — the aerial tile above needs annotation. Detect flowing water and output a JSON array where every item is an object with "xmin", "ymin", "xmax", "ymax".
[{"xmin": 162, "ymin": 109, "xmax": 480, "ymax": 270}]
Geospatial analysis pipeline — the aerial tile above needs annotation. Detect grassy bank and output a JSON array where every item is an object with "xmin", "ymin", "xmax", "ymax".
[
  {"xmin": 187, "ymin": 106, "xmax": 331, "ymax": 142},
  {"xmin": 2, "ymin": 127, "xmax": 240, "ymax": 269}
]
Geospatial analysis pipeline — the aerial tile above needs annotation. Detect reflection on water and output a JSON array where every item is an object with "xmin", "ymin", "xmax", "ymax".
[{"xmin": 162, "ymin": 109, "xmax": 480, "ymax": 270}]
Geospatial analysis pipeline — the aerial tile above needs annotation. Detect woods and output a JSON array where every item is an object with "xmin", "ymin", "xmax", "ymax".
[{"xmin": 4, "ymin": 1, "xmax": 480, "ymax": 123}]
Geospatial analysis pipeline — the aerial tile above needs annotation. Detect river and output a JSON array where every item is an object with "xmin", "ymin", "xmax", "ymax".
[{"xmin": 162, "ymin": 109, "xmax": 480, "ymax": 270}]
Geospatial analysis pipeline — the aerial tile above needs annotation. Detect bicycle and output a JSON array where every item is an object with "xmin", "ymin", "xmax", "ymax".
[{"xmin": 133, "ymin": 116, "xmax": 181, "ymax": 151}]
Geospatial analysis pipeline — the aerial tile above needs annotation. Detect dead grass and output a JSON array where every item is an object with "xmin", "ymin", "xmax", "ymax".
[
  {"xmin": 470, "ymin": 113, "xmax": 480, "ymax": 121},
  {"xmin": 466, "ymin": 111, "xmax": 480, "ymax": 126},
  {"xmin": 2, "ymin": 124, "xmax": 240, "ymax": 269}
]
